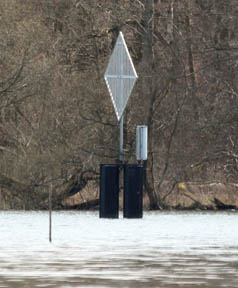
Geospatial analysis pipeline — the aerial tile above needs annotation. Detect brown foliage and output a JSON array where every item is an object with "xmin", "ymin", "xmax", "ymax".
[{"xmin": 0, "ymin": 0, "xmax": 238, "ymax": 209}]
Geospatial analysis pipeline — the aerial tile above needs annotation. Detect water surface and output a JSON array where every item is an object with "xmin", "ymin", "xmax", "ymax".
[{"xmin": 0, "ymin": 210, "xmax": 238, "ymax": 287}]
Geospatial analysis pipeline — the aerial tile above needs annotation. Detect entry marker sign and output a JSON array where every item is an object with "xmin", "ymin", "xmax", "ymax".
[{"xmin": 104, "ymin": 32, "xmax": 138, "ymax": 121}]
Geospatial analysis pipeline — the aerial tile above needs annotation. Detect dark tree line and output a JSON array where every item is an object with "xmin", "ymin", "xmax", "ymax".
[{"xmin": 0, "ymin": 0, "xmax": 238, "ymax": 209}]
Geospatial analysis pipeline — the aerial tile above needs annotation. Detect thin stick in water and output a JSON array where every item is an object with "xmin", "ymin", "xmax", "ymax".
[{"xmin": 49, "ymin": 184, "xmax": 52, "ymax": 242}]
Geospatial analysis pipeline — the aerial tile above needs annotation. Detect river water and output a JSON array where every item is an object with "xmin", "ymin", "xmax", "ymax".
[{"xmin": 0, "ymin": 210, "xmax": 238, "ymax": 288}]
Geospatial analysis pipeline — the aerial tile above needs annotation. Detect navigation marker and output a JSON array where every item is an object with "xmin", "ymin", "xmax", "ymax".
[
  {"xmin": 104, "ymin": 32, "xmax": 138, "ymax": 161},
  {"xmin": 104, "ymin": 32, "xmax": 138, "ymax": 122}
]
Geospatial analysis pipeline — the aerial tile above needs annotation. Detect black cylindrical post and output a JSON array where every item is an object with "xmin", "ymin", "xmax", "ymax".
[
  {"xmin": 123, "ymin": 164, "xmax": 143, "ymax": 218},
  {"xmin": 100, "ymin": 164, "xmax": 120, "ymax": 218}
]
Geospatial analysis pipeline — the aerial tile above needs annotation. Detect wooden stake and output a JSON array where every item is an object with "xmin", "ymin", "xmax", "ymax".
[{"xmin": 49, "ymin": 184, "xmax": 52, "ymax": 242}]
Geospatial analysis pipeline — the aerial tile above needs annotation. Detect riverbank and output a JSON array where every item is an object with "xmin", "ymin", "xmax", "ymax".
[
  {"xmin": 62, "ymin": 181, "xmax": 238, "ymax": 211},
  {"xmin": 1, "ymin": 181, "xmax": 238, "ymax": 211}
]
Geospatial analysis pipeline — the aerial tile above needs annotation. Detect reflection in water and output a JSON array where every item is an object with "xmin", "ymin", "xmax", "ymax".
[{"xmin": 0, "ymin": 211, "xmax": 238, "ymax": 287}]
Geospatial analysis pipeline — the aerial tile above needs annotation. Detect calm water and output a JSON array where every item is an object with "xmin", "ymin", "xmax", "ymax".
[{"xmin": 0, "ymin": 210, "xmax": 238, "ymax": 288}]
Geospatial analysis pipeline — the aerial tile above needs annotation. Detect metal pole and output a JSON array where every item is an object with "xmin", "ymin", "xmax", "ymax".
[
  {"xmin": 49, "ymin": 184, "xmax": 52, "ymax": 243},
  {"xmin": 119, "ymin": 115, "xmax": 124, "ymax": 162}
]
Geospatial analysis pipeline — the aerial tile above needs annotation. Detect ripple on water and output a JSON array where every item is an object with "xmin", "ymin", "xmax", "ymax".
[{"xmin": 0, "ymin": 210, "xmax": 238, "ymax": 287}]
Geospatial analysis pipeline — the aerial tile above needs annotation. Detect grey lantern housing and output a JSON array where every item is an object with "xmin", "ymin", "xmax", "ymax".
[{"xmin": 136, "ymin": 126, "xmax": 148, "ymax": 161}]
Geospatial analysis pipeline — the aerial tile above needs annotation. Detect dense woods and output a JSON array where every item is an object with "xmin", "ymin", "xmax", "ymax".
[{"xmin": 1, "ymin": 0, "xmax": 238, "ymax": 210}]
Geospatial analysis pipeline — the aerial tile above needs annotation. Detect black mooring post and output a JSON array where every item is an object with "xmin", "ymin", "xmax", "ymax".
[
  {"xmin": 99, "ymin": 164, "xmax": 120, "ymax": 218},
  {"xmin": 123, "ymin": 164, "xmax": 143, "ymax": 218}
]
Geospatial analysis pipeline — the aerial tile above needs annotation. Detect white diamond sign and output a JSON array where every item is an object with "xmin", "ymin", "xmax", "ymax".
[{"xmin": 104, "ymin": 32, "xmax": 138, "ymax": 121}]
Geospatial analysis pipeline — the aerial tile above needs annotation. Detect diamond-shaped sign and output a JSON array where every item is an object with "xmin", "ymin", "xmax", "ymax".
[{"xmin": 104, "ymin": 32, "xmax": 138, "ymax": 121}]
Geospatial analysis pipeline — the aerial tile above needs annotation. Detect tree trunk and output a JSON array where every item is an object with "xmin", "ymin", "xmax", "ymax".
[{"xmin": 140, "ymin": 0, "xmax": 161, "ymax": 209}]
